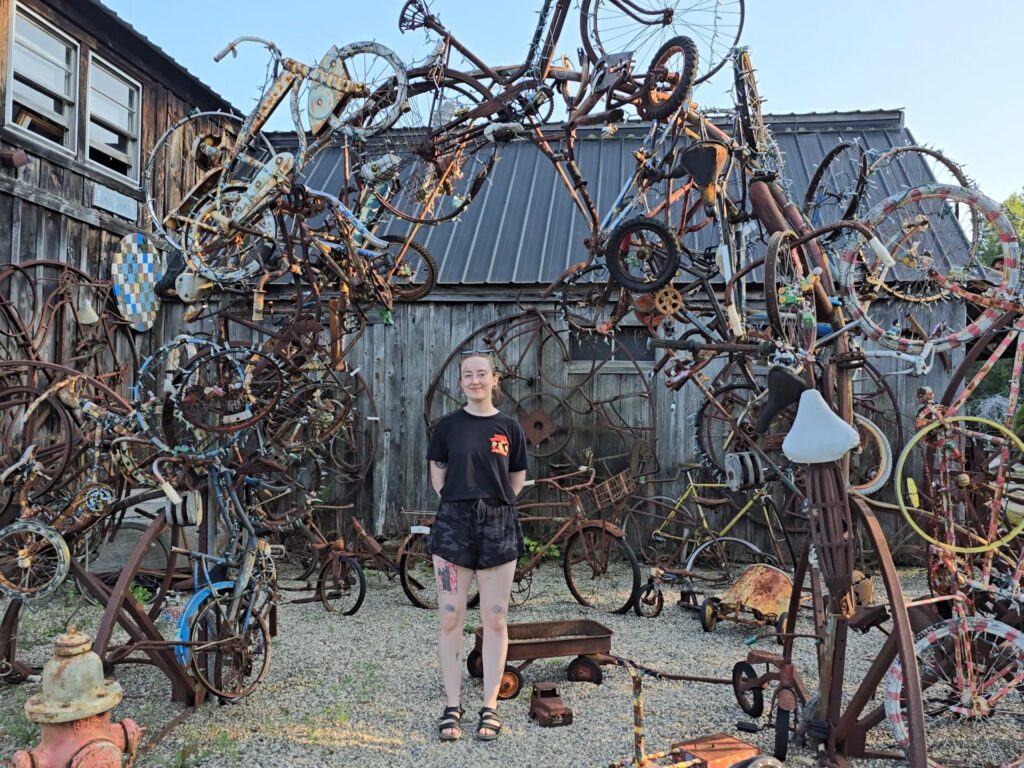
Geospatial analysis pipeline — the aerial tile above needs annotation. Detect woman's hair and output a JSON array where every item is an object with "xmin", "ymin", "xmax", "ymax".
[{"xmin": 460, "ymin": 353, "xmax": 503, "ymax": 406}]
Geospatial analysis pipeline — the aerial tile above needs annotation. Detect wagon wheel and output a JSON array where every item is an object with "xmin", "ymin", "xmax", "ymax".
[
  {"xmin": 498, "ymin": 665, "xmax": 523, "ymax": 700},
  {"xmin": 424, "ymin": 310, "xmax": 655, "ymax": 477},
  {"xmin": 565, "ymin": 655, "xmax": 603, "ymax": 684},
  {"xmin": 700, "ymin": 597, "xmax": 718, "ymax": 632}
]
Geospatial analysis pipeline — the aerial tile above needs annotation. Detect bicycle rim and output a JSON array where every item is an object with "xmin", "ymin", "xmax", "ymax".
[{"xmin": 562, "ymin": 528, "xmax": 640, "ymax": 613}]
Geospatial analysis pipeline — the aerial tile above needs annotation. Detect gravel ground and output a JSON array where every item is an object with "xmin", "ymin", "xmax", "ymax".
[{"xmin": 0, "ymin": 565, "xmax": 1017, "ymax": 767}]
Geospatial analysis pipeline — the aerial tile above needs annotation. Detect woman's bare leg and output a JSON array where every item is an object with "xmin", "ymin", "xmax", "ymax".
[
  {"xmin": 434, "ymin": 555, "xmax": 473, "ymax": 736},
  {"xmin": 475, "ymin": 559, "xmax": 517, "ymax": 733}
]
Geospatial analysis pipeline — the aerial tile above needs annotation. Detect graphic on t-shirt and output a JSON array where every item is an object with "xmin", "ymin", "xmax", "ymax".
[{"xmin": 490, "ymin": 434, "xmax": 510, "ymax": 457}]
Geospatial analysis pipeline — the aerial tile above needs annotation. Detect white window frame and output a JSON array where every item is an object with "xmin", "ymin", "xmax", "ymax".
[
  {"xmin": 85, "ymin": 52, "xmax": 142, "ymax": 184},
  {"xmin": 5, "ymin": 3, "xmax": 79, "ymax": 154}
]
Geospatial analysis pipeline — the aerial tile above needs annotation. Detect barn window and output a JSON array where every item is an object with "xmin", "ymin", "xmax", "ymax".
[
  {"xmin": 86, "ymin": 56, "xmax": 141, "ymax": 181},
  {"xmin": 7, "ymin": 6, "xmax": 78, "ymax": 150}
]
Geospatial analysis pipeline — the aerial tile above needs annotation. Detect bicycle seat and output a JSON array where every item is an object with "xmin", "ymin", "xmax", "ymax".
[
  {"xmin": 781, "ymin": 390, "xmax": 859, "ymax": 464},
  {"xmin": 754, "ymin": 367, "xmax": 807, "ymax": 435}
]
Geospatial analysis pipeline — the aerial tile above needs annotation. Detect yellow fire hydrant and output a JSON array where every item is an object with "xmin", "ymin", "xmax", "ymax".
[{"xmin": 10, "ymin": 627, "xmax": 142, "ymax": 768}]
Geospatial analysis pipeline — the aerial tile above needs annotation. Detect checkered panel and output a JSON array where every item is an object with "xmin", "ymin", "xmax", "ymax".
[{"xmin": 112, "ymin": 233, "xmax": 165, "ymax": 332}]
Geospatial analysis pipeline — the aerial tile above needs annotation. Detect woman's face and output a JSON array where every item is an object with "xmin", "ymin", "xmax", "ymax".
[{"xmin": 460, "ymin": 355, "xmax": 498, "ymax": 405}]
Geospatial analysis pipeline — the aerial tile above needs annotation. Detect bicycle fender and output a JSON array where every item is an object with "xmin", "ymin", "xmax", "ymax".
[
  {"xmin": 396, "ymin": 529, "xmax": 429, "ymax": 560},
  {"xmin": 577, "ymin": 520, "xmax": 626, "ymax": 538},
  {"xmin": 175, "ymin": 581, "xmax": 234, "ymax": 666}
]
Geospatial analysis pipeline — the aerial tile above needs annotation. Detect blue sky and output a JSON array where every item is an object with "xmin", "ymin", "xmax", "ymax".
[{"xmin": 105, "ymin": 0, "xmax": 1023, "ymax": 201}]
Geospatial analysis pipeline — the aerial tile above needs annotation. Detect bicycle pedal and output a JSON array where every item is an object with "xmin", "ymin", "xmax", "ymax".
[{"xmin": 268, "ymin": 545, "xmax": 287, "ymax": 558}]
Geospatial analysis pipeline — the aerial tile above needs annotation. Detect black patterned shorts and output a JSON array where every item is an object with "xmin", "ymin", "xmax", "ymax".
[{"xmin": 427, "ymin": 498, "xmax": 526, "ymax": 570}]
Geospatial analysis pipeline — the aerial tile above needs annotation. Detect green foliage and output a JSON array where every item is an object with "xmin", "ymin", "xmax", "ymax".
[
  {"xmin": 129, "ymin": 582, "xmax": 154, "ymax": 605},
  {"xmin": 519, "ymin": 535, "xmax": 559, "ymax": 566},
  {"xmin": 980, "ymin": 188, "xmax": 1024, "ymax": 265}
]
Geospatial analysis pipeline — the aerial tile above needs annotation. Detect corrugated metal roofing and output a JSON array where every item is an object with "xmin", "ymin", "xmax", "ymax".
[{"xmin": 297, "ymin": 109, "xmax": 942, "ymax": 285}]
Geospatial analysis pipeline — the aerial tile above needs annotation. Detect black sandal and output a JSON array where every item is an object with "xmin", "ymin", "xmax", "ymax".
[
  {"xmin": 476, "ymin": 706, "xmax": 502, "ymax": 741},
  {"xmin": 439, "ymin": 705, "xmax": 463, "ymax": 741}
]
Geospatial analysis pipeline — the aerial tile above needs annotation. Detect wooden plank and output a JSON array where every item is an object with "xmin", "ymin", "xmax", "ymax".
[
  {"xmin": 0, "ymin": 193, "xmax": 13, "ymax": 266},
  {"xmin": 0, "ymin": 172, "xmax": 139, "ymax": 238}
]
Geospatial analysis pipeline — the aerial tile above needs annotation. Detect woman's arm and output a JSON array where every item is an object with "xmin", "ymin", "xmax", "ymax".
[
  {"xmin": 510, "ymin": 469, "xmax": 526, "ymax": 496},
  {"xmin": 429, "ymin": 460, "xmax": 447, "ymax": 498}
]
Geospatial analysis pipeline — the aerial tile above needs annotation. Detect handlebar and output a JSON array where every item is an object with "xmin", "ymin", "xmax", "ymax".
[
  {"xmin": 522, "ymin": 465, "xmax": 594, "ymax": 493},
  {"xmin": 214, "ymin": 37, "xmax": 283, "ymax": 63},
  {"xmin": 152, "ymin": 457, "xmax": 183, "ymax": 506}
]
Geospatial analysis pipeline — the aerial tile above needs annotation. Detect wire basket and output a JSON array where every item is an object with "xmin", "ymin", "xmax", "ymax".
[{"xmin": 580, "ymin": 470, "xmax": 637, "ymax": 510}]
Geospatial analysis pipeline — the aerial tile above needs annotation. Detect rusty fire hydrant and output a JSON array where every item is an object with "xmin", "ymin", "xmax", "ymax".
[{"xmin": 11, "ymin": 627, "xmax": 142, "ymax": 768}]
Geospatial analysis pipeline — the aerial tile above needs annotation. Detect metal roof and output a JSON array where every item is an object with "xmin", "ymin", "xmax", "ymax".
[{"xmin": 297, "ymin": 109, "xmax": 942, "ymax": 285}]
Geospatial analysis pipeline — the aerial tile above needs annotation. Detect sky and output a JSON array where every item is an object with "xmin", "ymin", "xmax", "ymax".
[{"xmin": 104, "ymin": 0, "xmax": 1024, "ymax": 202}]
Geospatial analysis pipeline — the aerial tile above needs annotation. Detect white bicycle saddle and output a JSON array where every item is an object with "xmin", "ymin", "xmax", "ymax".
[{"xmin": 782, "ymin": 390, "xmax": 860, "ymax": 464}]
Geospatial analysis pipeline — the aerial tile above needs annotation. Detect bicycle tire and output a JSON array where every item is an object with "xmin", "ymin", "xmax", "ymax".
[
  {"xmin": 862, "ymin": 146, "xmax": 980, "ymax": 256},
  {"xmin": 638, "ymin": 36, "xmax": 698, "ymax": 121},
  {"xmin": 838, "ymin": 183, "xmax": 1020, "ymax": 354},
  {"xmin": 399, "ymin": 532, "xmax": 480, "ymax": 609},
  {"xmin": 562, "ymin": 527, "xmax": 640, "ymax": 614},
  {"xmin": 684, "ymin": 536, "xmax": 762, "ymax": 586},
  {"xmin": 354, "ymin": 67, "xmax": 497, "ymax": 225},
  {"xmin": 0, "ymin": 520, "xmax": 71, "ymax": 602},
  {"xmin": 377, "ymin": 235, "xmax": 437, "ymax": 302},
  {"xmin": 734, "ymin": 48, "xmax": 781, "ymax": 173},
  {"xmin": 188, "ymin": 595, "xmax": 272, "ymax": 702},
  {"xmin": 558, "ymin": 266, "xmax": 633, "ymax": 334},
  {"xmin": 883, "ymin": 615, "xmax": 1024, "ymax": 767},
  {"xmin": 763, "ymin": 229, "xmax": 812, "ymax": 350},
  {"xmin": 773, "ymin": 707, "xmax": 791, "ymax": 761},
  {"xmin": 582, "ymin": 0, "xmax": 743, "ymax": 86},
  {"xmin": 319, "ymin": 554, "xmax": 367, "ymax": 615},
  {"xmin": 604, "ymin": 216, "xmax": 681, "ymax": 294},
  {"xmin": 850, "ymin": 415, "xmax": 892, "ymax": 497},
  {"xmin": 144, "ymin": 111, "xmax": 276, "ymax": 252},
  {"xmin": 802, "ymin": 141, "xmax": 868, "ymax": 234}
]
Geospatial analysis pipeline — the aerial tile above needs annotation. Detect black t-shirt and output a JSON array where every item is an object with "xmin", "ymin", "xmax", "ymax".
[{"xmin": 427, "ymin": 409, "xmax": 528, "ymax": 505}]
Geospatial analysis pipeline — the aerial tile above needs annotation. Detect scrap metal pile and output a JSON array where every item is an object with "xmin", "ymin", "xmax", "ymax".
[{"xmin": 3, "ymin": 0, "xmax": 1024, "ymax": 766}]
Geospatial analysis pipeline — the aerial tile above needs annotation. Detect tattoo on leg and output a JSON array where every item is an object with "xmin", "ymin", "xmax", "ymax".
[
  {"xmin": 443, "ymin": 603, "xmax": 456, "ymax": 613},
  {"xmin": 490, "ymin": 604, "xmax": 505, "ymax": 615},
  {"xmin": 437, "ymin": 561, "xmax": 458, "ymax": 594}
]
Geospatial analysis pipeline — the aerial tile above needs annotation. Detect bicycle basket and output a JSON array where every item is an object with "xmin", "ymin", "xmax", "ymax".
[{"xmin": 581, "ymin": 470, "xmax": 637, "ymax": 510}]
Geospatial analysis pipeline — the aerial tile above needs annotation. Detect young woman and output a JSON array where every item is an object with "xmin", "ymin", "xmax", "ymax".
[{"xmin": 427, "ymin": 353, "xmax": 528, "ymax": 741}]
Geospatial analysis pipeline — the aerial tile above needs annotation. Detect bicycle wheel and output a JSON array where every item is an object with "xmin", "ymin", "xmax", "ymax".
[
  {"xmin": 733, "ymin": 48, "xmax": 782, "ymax": 174},
  {"xmin": 180, "ymin": 184, "xmax": 277, "ymax": 284},
  {"xmin": 562, "ymin": 527, "xmax": 640, "ymax": 614},
  {"xmin": 852, "ymin": 360, "xmax": 904, "ymax": 460},
  {"xmin": 802, "ymin": 141, "xmax": 868, "ymax": 235},
  {"xmin": 684, "ymin": 535, "xmax": 762, "ymax": 586},
  {"xmin": 557, "ymin": 265, "xmax": 633, "ymax": 335},
  {"xmin": 176, "ymin": 347, "xmax": 284, "ymax": 434},
  {"xmin": 839, "ymin": 183, "xmax": 1020, "ymax": 354},
  {"xmin": 376, "ymin": 235, "xmax": 437, "ymax": 302},
  {"xmin": 355, "ymin": 68, "xmax": 497, "ymax": 225},
  {"xmin": 0, "ymin": 385, "xmax": 74, "ymax": 513},
  {"xmin": 582, "ymin": 0, "xmax": 743, "ymax": 86},
  {"xmin": 763, "ymin": 230, "xmax": 817, "ymax": 353},
  {"xmin": 308, "ymin": 41, "xmax": 408, "ymax": 140},
  {"xmin": 695, "ymin": 383, "xmax": 764, "ymax": 475},
  {"xmin": 862, "ymin": 146, "xmax": 980, "ymax": 255},
  {"xmin": 883, "ymin": 615, "xmax": 1024, "ymax": 768},
  {"xmin": 896, "ymin": 415, "xmax": 1024, "ymax": 554},
  {"xmin": 638, "ymin": 36, "xmax": 698, "ymax": 120},
  {"xmin": 145, "ymin": 111, "xmax": 276, "ymax": 251},
  {"xmin": 0, "ymin": 520, "xmax": 70, "ymax": 602},
  {"xmin": 849, "ymin": 415, "xmax": 892, "ymax": 497},
  {"xmin": 188, "ymin": 596, "xmax": 272, "ymax": 702},
  {"xmin": 621, "ymin": 494, "xmax": 693, "ymax": 565},
  {"xmin": 604, "ymin": 217, "xmax": 681, "ymax": 294},
  {"xmin": 319, "ymin": 555, "xmax": 366, "ymax": 615}
]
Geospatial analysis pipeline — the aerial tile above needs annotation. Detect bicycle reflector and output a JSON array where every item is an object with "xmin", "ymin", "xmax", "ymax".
[{"xmin": 905, "ymin": 477, "xmax": 919, "ymax": 508}]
